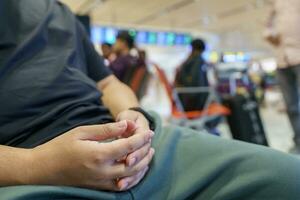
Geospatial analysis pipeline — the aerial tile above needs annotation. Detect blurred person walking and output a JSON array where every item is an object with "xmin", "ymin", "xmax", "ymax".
[
  {"xmin": 174, "ymin": 38, "xmax": 209, "ymax": 111},
  {"xmin": 264, "ymin": 0, "xmax": 300, "ymax": 153}
]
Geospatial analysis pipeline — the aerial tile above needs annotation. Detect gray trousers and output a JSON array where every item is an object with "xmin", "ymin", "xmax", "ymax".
[
  {"xmin": 277, "ymin": 65, "xmax": 300, "ymax": 145},
  {"xmin": 1, "ymin": 113, "xmax": 300, "ymax": 200}
]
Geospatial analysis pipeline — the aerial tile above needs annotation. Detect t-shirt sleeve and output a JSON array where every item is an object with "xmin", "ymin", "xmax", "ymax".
[{"xmin": 77, "ymin": 21, "xmax": 112, "ymax": 82}]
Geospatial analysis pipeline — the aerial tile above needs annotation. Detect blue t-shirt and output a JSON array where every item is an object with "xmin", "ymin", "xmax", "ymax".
[{"xmin": 0, "ymin": 0, "xmax": 113, "ymax": 148}]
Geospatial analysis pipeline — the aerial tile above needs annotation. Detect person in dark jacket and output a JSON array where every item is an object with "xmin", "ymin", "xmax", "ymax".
[{"xmin": 175, "ymin": 38, "xmax": 209, "ymax": 111}]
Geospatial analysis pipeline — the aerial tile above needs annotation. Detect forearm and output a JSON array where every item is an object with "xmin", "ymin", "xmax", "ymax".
[
  {"xmin": 98, "ymin": 75, "xmax": 139, "ymax": 118},
  {"xmin": 0, "ymin": 145, "xmax": 34, "ymax": 186}
]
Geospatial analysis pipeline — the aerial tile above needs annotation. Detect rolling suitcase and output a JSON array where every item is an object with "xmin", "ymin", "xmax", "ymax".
[{"xmin": 223, "ymin": 94, "xmax": 269, "ymax": 146}]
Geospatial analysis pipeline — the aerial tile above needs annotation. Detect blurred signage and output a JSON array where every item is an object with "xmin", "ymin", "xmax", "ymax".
[
  {"xmin": 91, "ymin": 26, "xmax": 192, "ymax": 46},
  {"xmin": 222, "ymin": 52, "xmax": 250, "ymax": 63}
]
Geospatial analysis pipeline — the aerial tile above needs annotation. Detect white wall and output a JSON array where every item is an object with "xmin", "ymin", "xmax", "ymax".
[{"xmin": 140, "ymin": 44, "xmax": 190, "ymax": 81}]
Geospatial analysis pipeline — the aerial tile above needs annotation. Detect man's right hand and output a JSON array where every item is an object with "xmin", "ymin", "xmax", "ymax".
[{"xmin": 27, "ymin": 120, "xmax": 155, "ymax": 191}]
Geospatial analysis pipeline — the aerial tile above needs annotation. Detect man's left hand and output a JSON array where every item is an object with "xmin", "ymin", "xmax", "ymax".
[{"xmin": 116, "ymin": 110, "xmax": 154, "ymax": 166}]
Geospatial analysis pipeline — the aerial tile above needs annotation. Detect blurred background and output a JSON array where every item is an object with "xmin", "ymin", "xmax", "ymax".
[{"xmin": 60, "ymin": 0, "xmax": 295, "ymax": 153}]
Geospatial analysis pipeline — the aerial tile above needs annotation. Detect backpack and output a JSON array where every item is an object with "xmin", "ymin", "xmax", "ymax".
[{"xmin": 175, "ymin": 55, "xmax": 209, "ymax": 111}]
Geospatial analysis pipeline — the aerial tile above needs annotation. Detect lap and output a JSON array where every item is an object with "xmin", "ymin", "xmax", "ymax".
[
  {"xmin": 1, "ymin": 113, "xmax": 300, "ymax": 200},
  {"xmin": 133, "ymin": 123, "xmax": 300, "ymax": 200},
  {"xmin": 0, "ymin": 185, "xmax": 129, "ymax": 200}
]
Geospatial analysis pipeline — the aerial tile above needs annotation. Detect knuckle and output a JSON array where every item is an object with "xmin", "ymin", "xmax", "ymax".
[
  {"xmin": 98, "ymin": 147, "xmax": 113, "ymax": 159},
  {"xmin": 132, "ymin": 165, "xmax": 143, "ymax": 174},
  {"xmin": 144, "ymin": 143, "xmax": 151, "ymax": 153},
  {"xmin": 93, "ymin": 153, "xmax": 106, "ymax": 165},
  {"xmin": 136, "ymin": 147, "xmax": 148, "ymax": 160},
  {"xmin": 132, "ymin": 151, "xmax": 142, "ymax": 161},
  {"xmin": 126, "ymin": 141, "xmax": 135, "ymax": 152},
  {"xmin": 143, "ymin": 133, "xmax": 150, "ymax": 144},
  {"xmin": 102, "ymin": 124, "xmax": 112, "ymax": 135},
  {"xmin": 126, "ymin": 141, "xmax": 135, "ymax": 151},
  {"xmin": 110, "ymin": 143, "xmax": 123, "ymax": 155},
  {"xmin": 131, "ymin": 168, "xmax": 139, "ymax": 175}
]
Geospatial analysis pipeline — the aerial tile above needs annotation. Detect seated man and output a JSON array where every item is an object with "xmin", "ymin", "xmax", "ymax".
[
  {"xmin": 0, "ymin": 1, "xmax": 300, "ymax": 199},
  {"xmin": 109, "ymin": 31, "xmax": 139, "ymax": 82},
  {"xmin": 100, "ymin": 42, "xmax": 114, "ymax": 66}
]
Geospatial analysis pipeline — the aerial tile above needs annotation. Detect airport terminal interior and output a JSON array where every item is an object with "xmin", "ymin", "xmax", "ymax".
[
  {"xmin": 61, "ymin": 0, "xmax": 294, "ymax": 153},
  {"xmin": 2, "ymin": 0, "xmax": 300, "ymax": 199}
]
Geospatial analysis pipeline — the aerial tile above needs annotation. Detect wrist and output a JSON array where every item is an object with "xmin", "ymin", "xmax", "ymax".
[
  {"xmin": 23, "ymin": 147, "xmax": 58, "ymax": 185},
  {"xmin": 10, "ymin": 148, "xmax": 39, "ymax": 185},
  {"xmin": 129, "ymin": 107, "xmax": 156, "ymax": 131}
]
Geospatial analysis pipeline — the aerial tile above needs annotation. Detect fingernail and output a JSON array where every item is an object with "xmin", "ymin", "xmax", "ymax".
[
  {"xmin": 149, "ymin": 131, "xmax": 155, "ymax": 137},
  {"xmin": 118, "ymin": 120, "xmax": 127, "ymax": 128},
  {"xmin": 145, "ymin": 166, "xmax": 149, "ymax": 172},
  {"xmin": 128, "ymin": 157, "xmax": 136, "ymax": 166},
  {"xmin": 120, "ymin": 181, "xmax": 128, "ymax": 190},
  {"xmin": 151, "ymin": 148, "xmax": 155, "ymax": 155}
]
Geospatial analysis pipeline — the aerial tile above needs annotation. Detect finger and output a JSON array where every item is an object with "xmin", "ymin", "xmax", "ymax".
[
  {"xmin": 125, "ymin": 142, "xmax": 151, "ymax": 167},
  {"xmin": 136, "ymin": 115, "xmax": 151, "ymax": 129},
  {"xmin": 117, "ymin": 166, "xmax": 149, "ymax": 191},
  {"xmin": 102, "ymin": 131, "xmax": 154, "ymax": 159},
  {"xmin": 117, "ymin": 111, "xmax": 150, "ymax": 137},
  {"xmin": 119, "ymin": 122, "xmax": 139, "ymax": 138},
  {"xmin": 132, "ymin": 115, "xmax": 151, "ymax": 134},
  {"xmin": 124, "ymin": 119, "xmax": 138, "ymax": 134},
  {"xmin": 117, "ymin": 135, "xmax": 149, "ymax": 163},
  {"xmin": 110, "ymin": 148, "xmax": 155, "ymax": 179},
  {"xmin": 131, "ymin": 127, "xmax": 152, "ymax": 136},
  {"xmin": 126, "ymin": 166, "xmax": 149, "ymax": 189},
  {"xmin": 77, "ymin": 120, "xmax": 135, "ymax": 141}
]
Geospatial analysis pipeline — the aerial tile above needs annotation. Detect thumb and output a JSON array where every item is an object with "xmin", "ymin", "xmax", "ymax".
[{"xmin": 77, "ymin": 120, "xmax": 135, "ymax": 141}]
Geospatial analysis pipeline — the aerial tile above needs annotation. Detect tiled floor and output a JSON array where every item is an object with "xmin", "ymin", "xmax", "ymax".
[{"xmin": 261, "ymin": 107, "xmax": 294, "ymax": 152}]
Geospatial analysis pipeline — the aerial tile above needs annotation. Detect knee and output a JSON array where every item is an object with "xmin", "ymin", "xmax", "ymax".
[
  {"xmin": 254, "ymin": 154, "xmax": 300, "ymax": 198},
  {"xmin": 258, "ymin": 151, "xmax": 300, "ymax": 186}
]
